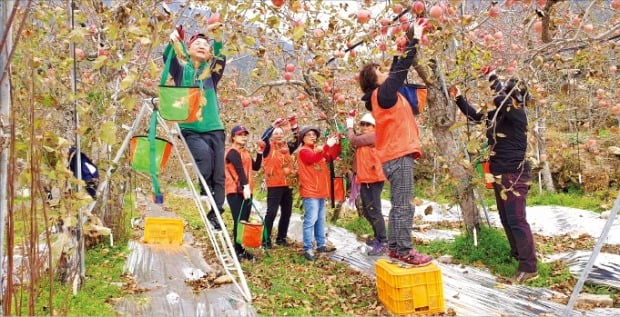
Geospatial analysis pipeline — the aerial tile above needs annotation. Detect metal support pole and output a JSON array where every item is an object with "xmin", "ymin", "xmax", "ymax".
[
  {"xmin": 0, "ymin": 2, "xmax": 15, "ymax": 315},
  {"xmin": 562, "ymin": 193, "xmax": 620, "ymax": 316}
]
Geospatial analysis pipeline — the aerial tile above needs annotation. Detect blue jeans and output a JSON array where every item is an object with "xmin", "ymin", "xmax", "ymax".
[{"xmin": 302, "ymin": 198, "xmax": 326, "ymax": 251}]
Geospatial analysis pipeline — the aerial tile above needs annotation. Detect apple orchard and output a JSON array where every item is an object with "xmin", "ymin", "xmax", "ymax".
[{"xmin": 7, "ymin": 0, "xmax": 620, "ymax": 238}]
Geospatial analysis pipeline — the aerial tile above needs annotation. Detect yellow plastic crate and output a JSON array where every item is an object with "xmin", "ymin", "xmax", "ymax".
[
  {"xmin": 376, "ymin": 259, "xmax": 445, "ymax": 316},
  {"xmin": 143, "ymin": 217, "xmax": 184, "ymax": 245}
]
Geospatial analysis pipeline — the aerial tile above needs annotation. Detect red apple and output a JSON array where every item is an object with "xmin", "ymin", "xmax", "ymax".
[
  {"xmin": 242, "ymin": 99, "xmax": 251, "ymax": 107},
  {"xmin": 313, "ymin": 29, "xmax": 324, "ymax": 38},
  {"xmin": 489, "ymin": 6, "xmax": 500, "ymax": 18},
  {"xmin": 306, "ymin": 59, "xmax": 315, "ymax": 68},
  {"xmin": 537, "ymin": 0, "xmax": 547, "ymax": 6},
  {"xmin": 98, "ymin": 48, "xmax": 109, "ymax": 56},
  {"xmin": 613, "ymin": 0, "xmax": 620, "ymax": 10},
  {"xmin": 420, "ymin": 34, "xmax": 429, "ymax": 46},
  {"xmin": 533, "ymin": 21, "xmax": 543, "ymax": 33},
  {"xmin": 610, "ymin": 66, "xmax": 617, "ymax": 74},
  {"xmin": 493, "ymin": 31, "xmax": 504, "ymax": 39},
  {"xmin": 283, "ymin": 72, "xmax": 293, "ymax": 81},
  {"xmin": 335, "ymin": 94, "xmax": 346, "ymax": 104},
  {"xmin": 380, "ymin": 17, "xmax": 390, "ymax": 26},
  {"xmin": 582, "ymin": 24, "xmax": 593, "ymax": 32},
  {"xmin": 348, "ymin": 50, "xmax": 356, "ymax": 58},
  {"xmin": 271, "ymin": 0, "xmax": 284, "ymax": 8},
  {"xmin": 429, "ymin": 6, "xmax": 443, "ymax": 19},
  {"xmin": 207, "ymin": 13, "xmax": 220, "ymax": 25},
  {"xmin": 393, "ymin": 4, "xmax": 403, "ymax": 14},
  {"xmin": 75, "ymin": 48, "xmax": 85, "ymax": 60},
  {"xmin": 412, "ymin": 1, "xmax": 425, "ymax": 15},
  {"xmin": 378, "ymin": 41, "xmax": 387, "ymax": 51},
  {"xmin": 611, "ymin": 105, "xmax": 620, "ymax": 115},
  {"xmin": 356, "ymin": 9, "xmax": 371, "ymax": 23},
  {"xmin": 285, "ymin": 63, "xmax": 295, "ymax": 72}
]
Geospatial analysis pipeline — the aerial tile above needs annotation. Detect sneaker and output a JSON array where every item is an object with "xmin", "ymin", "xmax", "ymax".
[
  {"xmin": 275, "ymin": 239, "xmax": 289, "ymax": 247},
  {"xmin": 207, "ymin": 212, "xmax": 222, "ymax": 231},
  {"xmin": 303, "ymin": 251, "xmax": 317, "ymax": 261},
  {"xmin": 199, "ymin": 196, "xmax": 212, "ymax": 212},
  {"xmin": 397, "ymin": 249, "xmax": 433, "ymax": 267},
  {"xmin": 316, "ymin": 245, "xmax": 336, "ymax": 253},
  {"xmin": 367, "ymin": 242, "xmax": 387, "ymax": 256},
  {"xmin": 236, "ymin": 249, "xmax": 255, "ymax": 261},
  {"xmin": 388, "ymin": 249, "xmax": 400, "ymax": 259},
  {"xmin": 365, "ymin": 238, "xmax": 378, "ymax": 247},
  {"xmin": 511, "ymin": 271, "xmax": 539, "ymax": 284},
  {"xmin": 262, "ymin": 240, "xmax": 272, "ymax": 249}
]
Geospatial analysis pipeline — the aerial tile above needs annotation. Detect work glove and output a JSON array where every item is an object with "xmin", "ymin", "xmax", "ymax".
[
  {"xmin": 256, "ymin": 140, "xmax": 266, "ymax": 154},
  {"xmin": 242, "ymin": 184, "xmax": 251, "ymax": 200},
  {"xmin": 272, "ymin": 118, "xmax": 286, "ymax": 128},
  {"xmin": 448, "ymin": 85, "xmax": 461, "ymax": 99},
  {"xmin": 346, "ymin": 117, "xmax": 355, "ymax": 129},
  {"xmin": 326, "ymin": 136, "xmax": 338, "ymax": 147},
  {"xmin": 169, "ymin": 26, "xmax": 184, "ymax": 42},
  {"xmin": 407, "ymin": 18, "xmax": 426, "ymax": 41},
  {"xmin": 287, "ymin": 114, "xmax": 298, "ymax": 129}
]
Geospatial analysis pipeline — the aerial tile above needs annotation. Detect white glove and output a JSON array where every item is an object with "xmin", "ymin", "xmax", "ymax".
[
  {"xmin": 326, "ymin": 136, "xmax": 338, "ymax": 147},
  {"xmin": 408, "ymin": 19, "xmax": 425, "ymax": 40},
  {"xmin": 169, "ymin": 30, "xmax": 181, "ymax": 42},
  {"xmin": 242, "ymin": 184, "xmax": 251, "ymax": 200},
  {"xmin": 345, "ymin": 117, "xmax": 355, "ymax": 129}
]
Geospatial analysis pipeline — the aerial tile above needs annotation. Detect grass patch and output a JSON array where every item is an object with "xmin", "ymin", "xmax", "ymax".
[
  {"xmin": 16, "ymin": 244, "xmax": 127, "ymax": 316},
  {"xmin": 527, "ymin": 188, "xmax": 608, "ymax": 212},
  {"xmin": 330, "ymin": 212, "xmax": 373, "ymax": 238}
]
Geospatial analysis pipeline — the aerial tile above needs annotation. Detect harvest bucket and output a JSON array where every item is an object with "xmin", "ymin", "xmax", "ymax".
[
  {"xmin": 129, "ymin": 136, "xmax": 173, "ymax": 174},
  {"xmin": 235, "ymin": 200, "xmax": 266, "ymax": 248},
  {"xmin": 476, "ymin": 161, "xmax": 494, "ymax": 189}
]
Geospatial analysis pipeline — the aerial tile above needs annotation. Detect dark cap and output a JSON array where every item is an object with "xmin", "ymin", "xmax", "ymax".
[
  {"xmin": 187, "ymin": 33, "xmax": 208, "ymax": 47},
  {"xmin": 231, "ymin": 125, "xmax": 249, "ymax": 137},
  {"xmin": 298, "ymin": 126, "xmax": 320, "ymax": 144}
]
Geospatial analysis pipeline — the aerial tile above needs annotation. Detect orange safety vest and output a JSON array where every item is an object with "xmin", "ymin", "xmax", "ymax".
[
  {"xmin": 296, "ymin": 145, "xmax": 330, "ymax": 198},
  {"xmin": 225, "ymin": 147, "xmax": 253, "ymax": 195},
  {"xmin": 263, "ymin": 141, "xmax": 294, "ymax": 188},
  {"xmin": 355, "ymin": 144, "xmax": 386, "ymax": 184},
  {"xmin": 370, "ymin": 89, "xmax": 422, "ymax": 163}
]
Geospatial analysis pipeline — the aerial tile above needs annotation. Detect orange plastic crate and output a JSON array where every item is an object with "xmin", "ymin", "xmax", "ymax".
[
  {"xmin": 143, "ymin": 217, "xmax": 184, "ymax": 245},
  {"xmin": 376, "ymin": 259, "xmax": 445, "ymax": 316}
]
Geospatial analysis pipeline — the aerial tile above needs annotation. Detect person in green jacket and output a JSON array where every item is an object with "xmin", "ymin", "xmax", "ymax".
[{"xmin": 166, "ymin": 24, "xmax": 226, "ymax": 230}]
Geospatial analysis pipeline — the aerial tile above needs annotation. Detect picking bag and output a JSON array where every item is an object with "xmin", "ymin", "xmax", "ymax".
[
  {"xmin": 235, "ymin": 200, "xmax": 266, "ymax": 248},
  {"xmin": 398, "ymin": 83, "xmax": 427, "ymax": 115},
  {"xmin": 331, "ymin": 177, "xmax": 345, "ymax": 203},
  {"xmin": 158, "ymin": 46, "xmax": 202, "ymax": 122},
  {"xmin": 476, "ymin": 161, "xmax": 494, "ymax": 189},
  {"xmin": 129, "ymin": 136, "xmax": 173, "ymax": 174}
]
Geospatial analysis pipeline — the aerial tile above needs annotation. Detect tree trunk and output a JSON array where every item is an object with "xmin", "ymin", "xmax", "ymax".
[
  {"xmin": 425, "ymin": 85, "xmax": 480, "ymax": 231},
  {"xmin": 414, "ymin": 62, "xmax": 480, "ymax": 231},
  {"xmin": 533, "ymin": 118, "xmax": 556, "ymax": 192}
]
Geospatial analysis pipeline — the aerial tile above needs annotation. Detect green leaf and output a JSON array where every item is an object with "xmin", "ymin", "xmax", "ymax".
[
  {"xmin": 243, "ymin": 36, "xmax": 256, "ymax": 47},
  {"xmin": 292, "ymin": 26, "xmax": 305, "ymax": 41},
  {"xmin": 121, "ymin": 97, "xmax": 136, "ymax": 111},
  {"xmin": 93, "ymin": 55, "xmax": 108, "ymax": 70},
  {"xmin": 120, "ymin": 73, "xmax": 136, "ymax": 90},
  {"xmin": 99, "ymin": 121, "xmax": 117, "ymax": 145}
]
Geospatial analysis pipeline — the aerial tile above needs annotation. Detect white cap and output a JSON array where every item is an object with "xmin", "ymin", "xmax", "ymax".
[{"xmin": 360, "ymin": 113, "xmax": 375, "ymax": 126}]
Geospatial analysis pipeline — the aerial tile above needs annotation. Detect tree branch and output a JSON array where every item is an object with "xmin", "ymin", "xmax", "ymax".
[{"xmin": 541, "ymin": 0, "xmax": 565, "ymax": 43}]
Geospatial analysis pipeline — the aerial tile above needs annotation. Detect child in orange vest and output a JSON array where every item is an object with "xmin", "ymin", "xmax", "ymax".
[
  {"xmin": 297, "ymin": 127, "xmax": 341, "ymax": 261},
  {"xmin": 345, "ymin": 113, "xmax": 387, "ymax": 256},
  {"xmin": 225, "ymin": 125, "xmax": 262, "ymax": 261}
]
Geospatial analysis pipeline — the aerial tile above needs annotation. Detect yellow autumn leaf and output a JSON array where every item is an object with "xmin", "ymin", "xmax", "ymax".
[{"xmin": 99, "ymin": 121, "xmax": 117, "ymax": 145}]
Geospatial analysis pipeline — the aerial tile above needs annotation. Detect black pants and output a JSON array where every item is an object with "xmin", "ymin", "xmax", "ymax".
[
  {"xmin": 182, "ymin": 129, "xmax": 226, "ymax": 213},
  {"xmin": 264, "ymin": 186, "xmax": 293, "ymax": 243},
  {"xmin": 360, "ymin": 181, "xmax": 387, "ymax": 243},
  {"xmin": 226, "ymin": 193, "xmax": 252, "ymax": 252}
]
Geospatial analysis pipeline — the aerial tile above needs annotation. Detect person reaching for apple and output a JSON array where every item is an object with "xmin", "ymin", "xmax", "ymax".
[
  {"xmin": 345, "ymin": 112, "xmax": 387, "ymax": 256},
  {"xmin": 297, "ymin": 127, "xmax": 341, "ymax": 261},
  {"xmin": 258, "ymin": 117, "xmax": 300, "ymax": 249},
  {"xmin": 164, "ymin": 22, "xmax": 227, "ymax": 230},
  {"xmin": 449, "ymin": 68, "xmax": 538, "ymax": 285},
  {"xmin": 357, "ymin": 18, "xmax": 432, "ymax": 266}
]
